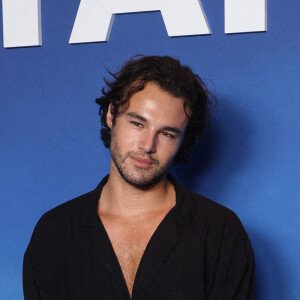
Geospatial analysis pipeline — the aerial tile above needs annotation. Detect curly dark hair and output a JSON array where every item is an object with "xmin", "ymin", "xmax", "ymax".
[{"xmin": 96, "ymin": 55, "xmax": 214, "ymax": 164}]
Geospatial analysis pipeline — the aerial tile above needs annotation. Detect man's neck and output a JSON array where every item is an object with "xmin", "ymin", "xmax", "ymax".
[{"xmin": 98, "ymin": 167, "xmax": 175, "ymax": 218}]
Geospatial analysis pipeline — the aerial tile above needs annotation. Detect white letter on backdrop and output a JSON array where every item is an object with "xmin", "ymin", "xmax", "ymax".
[
  {"xmin": 69, "ymin": 0, "xmax": 211, "ymax": 44},
  {"xmin": 225, "ymin": 0, "xmax": 267, "ymax": 34},
  {"xmin": 2, "ymin": 0, "xmax": 42, "ymax": 48}
]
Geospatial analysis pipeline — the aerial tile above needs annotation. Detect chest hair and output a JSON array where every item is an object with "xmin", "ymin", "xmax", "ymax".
[{"xmin": 110, "ymin": 223, "xmax": 157, "ymax": 296}]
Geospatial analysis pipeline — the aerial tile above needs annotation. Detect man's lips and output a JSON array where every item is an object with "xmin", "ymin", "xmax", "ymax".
[{"xmin": 130, "ymin": 156, "xmax": 156, "ymax": 167}]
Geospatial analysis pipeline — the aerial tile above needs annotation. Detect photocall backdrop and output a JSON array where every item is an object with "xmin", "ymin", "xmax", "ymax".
[{"xmin": 0, "ymin": 0, "xmax": 299, "ymax": 298}]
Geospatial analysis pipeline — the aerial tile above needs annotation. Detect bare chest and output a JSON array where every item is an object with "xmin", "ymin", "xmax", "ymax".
[
  {"xmin": 114, "ymin": 229, "xmax": 150, "ymax": 293},
  {"xmin": 102, "ymin": 219, "xmax": 161, "ymax": 296}
]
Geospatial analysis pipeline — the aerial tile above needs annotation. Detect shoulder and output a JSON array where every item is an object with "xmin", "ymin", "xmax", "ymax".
[
  {"xmin": 24, "ymin": 187, "xmax": 99, "ymax": 273},
  {"xmin": 35, "ymin": 189, "xmax": 97, "ymax": 233},
  {"xmin": 170, "ymin": 174, "xmax": 246, "ymax": 232},
  {"xmin": 180, "ymin": 186, "xmax": 249, "ymax": 238},
  {"xmin": 180, "ymin": 190, "xmax": 255, "ymax": 298},
  {"xmin": 189, "ymin": 189, "xmax": 241, "ymax": 220},
  {"xmin": 35, "ymin": 176, "xmax": 108, "ymax": 232},
  {"xmin": 26, "ymin": 187, "xmax": 99, "ymax": 259},
  {"xmin": 23, "ymin": 187, "xmax": 99, "ymax": 289}
]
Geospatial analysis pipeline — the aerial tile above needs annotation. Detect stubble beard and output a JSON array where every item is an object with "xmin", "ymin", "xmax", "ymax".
[{"xmin": 110, "ymin": 139, "xmax": 173, "ymax": 190}]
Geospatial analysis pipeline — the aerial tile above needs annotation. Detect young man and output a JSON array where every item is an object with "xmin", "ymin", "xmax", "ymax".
[{"xmin": 23, "ymin": 56, "xmax": 254, "ymax": 299}]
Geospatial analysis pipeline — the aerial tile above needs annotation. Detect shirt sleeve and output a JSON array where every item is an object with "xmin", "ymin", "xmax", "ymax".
[
  {"xmin": 23, "ymin": 247, "xmax": 52, "ymax": 300},
  {"xmin": 23, "ymin": 215, "xmax": 54, "ymax": 300},
  {"xmin": 206, "ymin": 214, "xmax": 255, "ymax": 300}
]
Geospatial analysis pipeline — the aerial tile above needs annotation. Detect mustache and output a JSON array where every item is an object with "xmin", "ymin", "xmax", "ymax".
[{"xmin": 125, "ymin": 151, "xmax": 159, "ymax": 165}]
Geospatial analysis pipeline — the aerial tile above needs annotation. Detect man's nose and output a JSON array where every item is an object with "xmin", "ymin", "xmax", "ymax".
[{"xmin": 138, "ymin": 130, "xmax": 157, "ymax": 153}]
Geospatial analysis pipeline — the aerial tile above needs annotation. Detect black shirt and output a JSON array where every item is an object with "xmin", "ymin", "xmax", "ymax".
[{"xmin": 23, "ymin": 175, "xmax": 254, "ymax": 299}]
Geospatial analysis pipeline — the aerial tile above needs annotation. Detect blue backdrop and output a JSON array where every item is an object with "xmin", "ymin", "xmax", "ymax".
[{"xmin": 1, "ymin": 0, "xmax": 299, "ymax": 298}]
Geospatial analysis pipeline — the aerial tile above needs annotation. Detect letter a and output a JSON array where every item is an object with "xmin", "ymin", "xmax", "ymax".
[
  {"xmin": 69, "ymin": 0, "xmax": 211, "ymax": 44},
  {"xmin": 2, "ymin": 0, "xmax": 42, "ymax": 48}
]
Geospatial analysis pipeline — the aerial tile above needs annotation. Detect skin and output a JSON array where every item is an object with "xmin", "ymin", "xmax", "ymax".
[{"xmin": 97, "ymin": 82, "xmax": 189, "ymax": 296}]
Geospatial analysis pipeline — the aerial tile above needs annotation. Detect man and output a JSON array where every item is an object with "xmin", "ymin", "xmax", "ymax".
[{"xmin": 23, "ymin": 56, "xmax": 254, "ymax": 299}]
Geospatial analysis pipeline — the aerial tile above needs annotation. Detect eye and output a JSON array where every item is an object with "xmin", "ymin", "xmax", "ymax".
[
  {"xmin": 161, "ymin": 131, "xmax": 175, "ymax": 139},
  {"xmin": 130, "ymin": 121, "xmax": 143, "ymax": 128}
]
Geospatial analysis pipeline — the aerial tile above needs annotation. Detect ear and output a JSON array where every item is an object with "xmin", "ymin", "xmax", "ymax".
[{"xmin": 106, "ymin": 103, "xmax": 113, "ymax": 129}]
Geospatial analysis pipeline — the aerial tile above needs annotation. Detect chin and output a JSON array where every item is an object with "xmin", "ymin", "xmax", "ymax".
[
  {"xmin": 118, "ymin": 164, "xmax": 168, "ymax": 190},
  {"xmin": 122, "ymin": 173, "xmax": 166, "ymax": 190}
]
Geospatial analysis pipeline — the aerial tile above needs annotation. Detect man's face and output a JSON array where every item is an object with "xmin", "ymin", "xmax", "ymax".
[{"xmin": 107, "ymin": 82, "xmax": 189, "ymax": 189}]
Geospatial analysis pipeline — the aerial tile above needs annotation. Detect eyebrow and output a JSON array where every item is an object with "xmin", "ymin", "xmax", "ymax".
[
  {"xmin": 126, "ymin": 112, "xmax": 147, "ymax": 123},
  {"xmin": 161, "ymin": 126, "xmax": 181, "ymax": 134},
  {"xmin": 126, "ymin": 112, "xmax": 182, "ymax": 134}
]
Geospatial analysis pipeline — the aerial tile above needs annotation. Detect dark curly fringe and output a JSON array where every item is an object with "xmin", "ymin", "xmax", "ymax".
[{"xmin": 96, "ymin": 55, "xmax": 215, "ymax": 164}]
